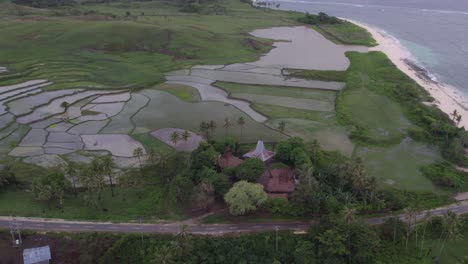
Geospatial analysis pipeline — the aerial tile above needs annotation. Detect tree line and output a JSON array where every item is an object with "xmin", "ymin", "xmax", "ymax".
[{"xmin": 99, "ymin": 210, "xmax": 467, "ymax": 263}]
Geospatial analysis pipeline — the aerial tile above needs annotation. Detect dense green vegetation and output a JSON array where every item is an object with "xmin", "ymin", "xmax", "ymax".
[
  {"xmin": 2, "ymin": 214, "xmax": 467, "ymax": 263},
  {"xmin": 297, "ymin": 12, "xmax": 376, "ymax": 46}
]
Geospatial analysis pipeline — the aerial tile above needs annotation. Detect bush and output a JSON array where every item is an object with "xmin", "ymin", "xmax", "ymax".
[
  {"xmin": 235, "ymin": 158, "xmax": 265, "ymax": 182},
  {"xmin": 297, "ymin": 12, "xmax": 343, "ymax": 25},
  {"xmin": 265, "ymin": 198, "xmax": 300, "ymax": 216},
  {"xmin": 421, "ymin": 161, "xmax": 468, "ymax": 189},
  {"xmin": 290, "ymin": 148, "xmax": 312, "ymax": 168}
]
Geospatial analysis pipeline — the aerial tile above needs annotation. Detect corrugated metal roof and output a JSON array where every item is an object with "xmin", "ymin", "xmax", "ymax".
[{"xmin": 23, "ymin": 246, "xmax": 51, "ymax": 264}]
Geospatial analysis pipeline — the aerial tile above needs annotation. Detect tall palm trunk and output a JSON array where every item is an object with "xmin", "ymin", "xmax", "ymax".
[{"xmin": 108, "ymin": 174, "xmax": 114, "ymax": 197}]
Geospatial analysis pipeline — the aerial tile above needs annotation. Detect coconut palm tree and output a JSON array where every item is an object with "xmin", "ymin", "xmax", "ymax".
[
  {"xmin": 439, "ymin": 211, "xmax": 463, "ymax": 256},
  {"xmin": 451, "ymin": 109, "xmax": 459, "ymax": 121},
  {"xmin": 419, "ymin": 211, "xmax": 432, "ymax": 257},
  {"xmin": 64, "ymin": 161, "xmax": 78, "ymax": 197},
  {"xmin": 456, "ymin": 115, "xmax": 462, "ymax": 126},
  {"xmin": 170, "ymin": 131, "xmax": 180, "ymax": 146},
  {"xmin": 199, "ymin": 121, "xmax": 209, "ymax": 139},
  {"xmin": 101, "ymin": 156, "xmax": 116, "ymax": 197},
  {"xmin": 133, "ymin": 147, "xmax": 145, "ymax": 179},
  {"xmin": 182, "ymin": 130, "xmax": 191, "ymax": 142},
  {"xmin": 223, "ymin": 117, "xmax": 232, "ymax": 138},
  {"xmin": 148, "ymin": 148, "xmax": 157, "ymax": 166},
  {"xmin": 208, "ymin": 120, "xmax": 217, "ymax": 138},
  {"xmin": 237, "ymin": 116, "xmax": 245, "ymax": 141},
  {"xmin": 342, "ymin": 205, "xmax": 357, "ymax": 225},
  {"xmin": 403, "ymin": 206, "xmax": 417, "ymax": 251},
  {"xmin": 278, "ymin": 121, "xmax": 286, "ymax": 133}
]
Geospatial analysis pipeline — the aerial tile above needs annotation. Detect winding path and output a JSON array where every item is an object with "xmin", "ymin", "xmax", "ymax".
[{"xmin": 1, "ymin": 201, "xmax": 468, "ymax": 235}]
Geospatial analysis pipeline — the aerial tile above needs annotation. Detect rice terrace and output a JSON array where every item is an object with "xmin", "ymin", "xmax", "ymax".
[{"xmin": 1, "ymin": 0, "xmax": 468, "ymax": 262}]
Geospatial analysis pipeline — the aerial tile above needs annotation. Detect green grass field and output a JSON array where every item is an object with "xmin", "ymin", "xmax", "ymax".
[
  {"xmin": 337, "ymin": 52, "xmax": 415, "ymax": 145},
  {"xmin": 0, "ymin": 185, "xmax": 183, "ymax": 221},
  {"xmin": 311, "ymin": 22, "xmax": 377, "ymax": 47},
  {"xmin": 354, "ymin": 139, "xmax": 441, "ymax": 192},
  {"xmin": 153, "ymin": 83, "xmax": 201, "ymax": 102},
  {"xmin": 0, "ymin": 0, "xmax": 299, "ymax": 89}
]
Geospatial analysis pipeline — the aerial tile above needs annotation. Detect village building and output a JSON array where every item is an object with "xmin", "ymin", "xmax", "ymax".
[
  {"xmin": 258, "ymin": 167, "xmax": 296, "ymax": 200},
  {"xmin": 243, "ymin": 141, "xmax": 275, "ymax": 162},
  {"xmin": 23, "ymin": 245, "xmax": 51, "ymax": 264},
  {"xmin": 217, "ymin": 146, "xmax": 244, "ymax": 169}
]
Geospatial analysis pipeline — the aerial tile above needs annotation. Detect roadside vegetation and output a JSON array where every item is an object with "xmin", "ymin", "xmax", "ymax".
[
  {"xmin": 2, "ymin": 214, "xmax": 467, "ymax": 263},
  {"xmin": 298, "ymin": 12, "xmax": 377, "ymax": 47}
]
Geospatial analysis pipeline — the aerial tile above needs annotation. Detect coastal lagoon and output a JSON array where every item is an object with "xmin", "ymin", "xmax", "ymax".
[{"xmin": 271, "ymin": 0, "xmax": 468, "ymax": 107}]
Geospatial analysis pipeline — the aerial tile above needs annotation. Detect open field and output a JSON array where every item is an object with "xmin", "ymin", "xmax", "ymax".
[
  {"xmin": 354, "ymin": 138, "xmax": 441, "ymax": 192},
  {"xmin": 337, "ymin": 52, "xmax": 415, "ymax": 145},
  {"xmin": 0, "ymin": 0, "xmax": 300, "ymax": 89}
]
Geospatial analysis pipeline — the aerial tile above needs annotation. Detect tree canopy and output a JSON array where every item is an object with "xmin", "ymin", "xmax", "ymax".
[{"xmin": 224, "ymin": 181, "xmax": 268, "ymax": 215}]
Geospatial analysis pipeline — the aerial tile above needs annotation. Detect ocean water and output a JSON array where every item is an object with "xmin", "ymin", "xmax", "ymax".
[{"xmin": 268, "ymin": 0, "xmax": 468, "ymax": 104}]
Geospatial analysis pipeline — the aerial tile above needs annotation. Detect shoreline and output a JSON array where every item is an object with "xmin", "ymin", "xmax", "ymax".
[{"xmin": 347, "ymin": 19, "xmax": 468, "ymax": 129}]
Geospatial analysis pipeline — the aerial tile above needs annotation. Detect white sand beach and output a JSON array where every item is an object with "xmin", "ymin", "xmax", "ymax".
[{"xmin": 348, "ymin": 20, "xmax": 468, "ymax": 129}]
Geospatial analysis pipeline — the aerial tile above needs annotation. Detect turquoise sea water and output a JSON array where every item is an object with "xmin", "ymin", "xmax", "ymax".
[{"xmin": 268, "ymin": 0, "xmax": 468, "ymax": 104}]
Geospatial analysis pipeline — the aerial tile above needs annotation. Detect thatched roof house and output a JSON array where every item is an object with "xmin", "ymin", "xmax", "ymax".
[
  {"xmin": 218, "ymin": 147, "xmax": 243, "ymax": 169},
  {"xmin": 258, "ymin": 167, "xmax": 296, "ymax": 199}
]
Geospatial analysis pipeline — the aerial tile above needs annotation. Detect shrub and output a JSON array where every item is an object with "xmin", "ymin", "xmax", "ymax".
[
  {"xmin": 236, "ymin": 158, "xmax": 265, "ymax": 182},
  {"xmin": 290, "ymin": 148, "xmax": 312, "ymax": 168},
  {"xmin": 421, "ymin": 161, "xmax": 467, "ymax": 189}
]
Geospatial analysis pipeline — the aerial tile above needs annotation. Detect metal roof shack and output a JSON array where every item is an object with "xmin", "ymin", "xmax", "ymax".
[
  {"xmin": 23, "ymin": 245, "xmax": 51, "ymax": 264},
  {"xmin": 243, "ymin": 141, "xmax": 275, "ymax": 162}
]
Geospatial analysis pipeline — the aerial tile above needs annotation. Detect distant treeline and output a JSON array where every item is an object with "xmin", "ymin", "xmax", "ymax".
[
  {"xmin": 12, "ymin": 0, "xmax": 77, "ymax": 8},
  {"xmin": 298, "ymin": 12, "xmax": 343, "ymax": 25}
]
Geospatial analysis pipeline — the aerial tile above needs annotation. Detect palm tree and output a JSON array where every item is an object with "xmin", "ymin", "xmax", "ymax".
[
  {"xmin": 342, "ymin": 205, "xmax": 356, "ymax": 225},
  {"xmin": 152, "ymin": 245, "xmax": 175, "ymax": 264},
  {"xmin": 419, "ymin": 211, "xmax": 432, "ymax": 257},
  {"xmin": 297, "ymin": 165, "xmax": 315, "ymax": 188},
  {"xmin": 90, "ymin": 158, "xmax": 105, "ymax": 202},
  {"xmin": 223, "ymin": 117, "xmax": 232, "ymax": 138},
  {"xmin": 118, "ymin": 174, "xmax": 132, "ymax": 202},
  {"xmin": 170, "ymin": 131, "xmax": 180, "ymax": 146},
  {"xmin": 208, "ymin": 120, "xmax": 217, "ymax": 138},
  {"xmin": 199, "ymin": 121, "xmax": 210, "ymax": 139},
  {"xmin": 439, "ymin": 211, "xmax": 462, "ymax": 256},
  {"xmin": 182, "ymin": 130, "xmax": 191, "ymax": 142},
  {"xmin": 148, "ymin": 148, "xmax": 157, "ymax": 166},
  {"xmin": 278, "ymin": 121, "xmax": 286, "ymax": 133},
  {"xmin": 133, "ymin": 147, "xmax": 144, "ymax": 170},
  {"xmin": 456, "ymin": 115, "xmax": 462, "ymax": 126},
  {"xmin": 64, "ymin": 161, "xmax": 78, "ymax": 197},
  {"xmin": 403, "ymin": 206, "xmax": 417, "ymax": 251},
  {"xmin": 101, "ymin": 156, "xmax": 115, "ymax": 197},
  {"xmin": 237, "ymin": 116, "xmax": 245, "ymax": 141},
  {"xmin": 451, "ymin": 109, "xmax": 459, "ymax": 121}
]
